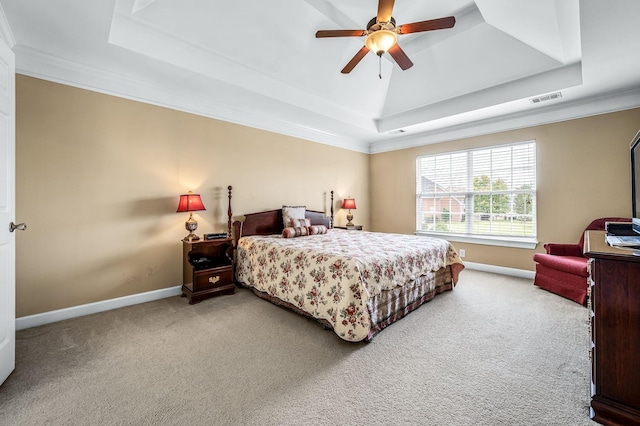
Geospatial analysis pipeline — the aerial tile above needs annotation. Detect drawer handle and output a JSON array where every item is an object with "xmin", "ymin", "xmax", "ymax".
[{"xmin": 209, "ymin": 276, "xmax": 220, "ymax": 284}]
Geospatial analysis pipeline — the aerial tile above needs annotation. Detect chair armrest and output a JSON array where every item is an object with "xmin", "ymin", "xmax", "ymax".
[{"xmin": 543, "ymin": 243, "xmax": 582, "ymax": 257}]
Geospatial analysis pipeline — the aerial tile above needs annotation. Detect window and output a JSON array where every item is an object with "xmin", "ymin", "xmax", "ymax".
[{"xmin": 416, "ymin": 141, "xmax": 536, "ymax": 247}]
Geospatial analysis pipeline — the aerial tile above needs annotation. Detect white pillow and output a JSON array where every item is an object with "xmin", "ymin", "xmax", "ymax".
[{"xmin": 282, "ymin": 205, "xmax": 306, "ymax": 228}]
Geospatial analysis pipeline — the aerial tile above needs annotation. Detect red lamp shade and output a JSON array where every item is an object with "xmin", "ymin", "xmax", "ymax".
[
  {"xmin": 341, "ymin": 198, "xmax": 356, "ymax": 210},
  {"xmin": 176, "ymin": 192, "xmax": 205, "ymax": 212}
]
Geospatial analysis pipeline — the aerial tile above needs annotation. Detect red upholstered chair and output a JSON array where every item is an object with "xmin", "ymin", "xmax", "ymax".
[{"xmin": 533, "ymin": 217, "xmax": 631, "ymax": 305}]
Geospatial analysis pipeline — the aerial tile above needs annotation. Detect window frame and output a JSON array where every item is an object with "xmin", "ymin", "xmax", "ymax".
[{"xmin": 415, "ymin": 141, "xmax": 538, "ymax": 249}]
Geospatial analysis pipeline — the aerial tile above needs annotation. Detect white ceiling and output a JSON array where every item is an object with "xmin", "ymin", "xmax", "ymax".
[{"xmin": 1, "ymin": 0, "xmax": 639, "ymax": 153}]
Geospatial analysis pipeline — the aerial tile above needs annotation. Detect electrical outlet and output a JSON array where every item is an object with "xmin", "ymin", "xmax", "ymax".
[{"xmin": 459, "ymin": 249, "xmax": 466, "ymax": 258}]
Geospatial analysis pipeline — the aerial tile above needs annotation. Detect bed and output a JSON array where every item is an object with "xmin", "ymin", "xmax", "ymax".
[{"xmin": 231, "ymin": 197, "xmax": 464, "ymax": 343}]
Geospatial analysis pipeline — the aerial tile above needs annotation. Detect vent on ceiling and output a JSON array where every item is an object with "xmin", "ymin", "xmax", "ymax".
[
  {"xmin": 529, "ymin": 92, "xmax": 562, "ymax": 104},
  {"xmin": 388, "ymin": 129, "xmax": 406, "ymax": 135}
]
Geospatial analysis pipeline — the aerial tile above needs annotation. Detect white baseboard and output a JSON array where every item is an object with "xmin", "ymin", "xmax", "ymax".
[
  {"xmin": 16, "ymin": 285, "xmax": 183, "ymax": 331},
  {"xmin": 15, "ymin": 262, "xmax": 533, "ymax": 331},
  {"xmin": 462, "ymin": 261, "xmax": 535, "ymax": 280}
]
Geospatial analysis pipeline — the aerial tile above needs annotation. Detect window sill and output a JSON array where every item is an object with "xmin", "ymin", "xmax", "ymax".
[{"xmin": 415, "ymin": 231, "xmax": 538, "ymax": 249}]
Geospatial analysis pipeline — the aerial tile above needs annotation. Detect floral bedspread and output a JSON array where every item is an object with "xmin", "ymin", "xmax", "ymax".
[{"xmin": 235, "ymin": 229, "xmax": 464, "ymax": 342}]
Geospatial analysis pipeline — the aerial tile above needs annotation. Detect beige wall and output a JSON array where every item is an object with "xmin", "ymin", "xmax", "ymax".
[
  {"xmin": 16, "ymin": 74, "xmax": 640, "ymax": 316},
  {"xmin": 15, "ymin": 76, "xmax": 369, "ymax": 317},
  {"xmin": 371, "ymin": 109, "xmax": 640, "ymax": 271}
]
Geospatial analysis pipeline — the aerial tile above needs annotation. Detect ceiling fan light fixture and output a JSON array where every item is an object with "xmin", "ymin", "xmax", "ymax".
[
  {"xmin": 316, "ymin": 1, "xmax": 455, "ymax": 74},
  {"xmin": 365, "ymin": 30, "xmax": 397, "ymax": 56}
]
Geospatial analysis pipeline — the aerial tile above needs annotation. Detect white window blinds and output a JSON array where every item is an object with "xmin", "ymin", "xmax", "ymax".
[{"xmin": 416, "ymin": 141, "xmax": 536, "ymax": 238}]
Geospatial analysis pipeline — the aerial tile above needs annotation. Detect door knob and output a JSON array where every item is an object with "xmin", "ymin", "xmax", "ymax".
[{"xmin": 9, "ymin": 222, "xmax": 27, "ymax": 232}]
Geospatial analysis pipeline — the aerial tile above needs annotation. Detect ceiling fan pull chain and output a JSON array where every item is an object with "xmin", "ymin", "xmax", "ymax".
[{"xmin": 379, "ymin": 55, "xmax": 382, "ymax": 79}]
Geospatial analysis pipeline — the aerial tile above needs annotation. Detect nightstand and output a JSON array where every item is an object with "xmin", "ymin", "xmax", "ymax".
[
  {"xmin": 334, "ymin": 225, "xmax": 363, "ymax": 230},
  {"xmin": 182, "ymin": 238, "xmax": 235, "ymax": 304}
]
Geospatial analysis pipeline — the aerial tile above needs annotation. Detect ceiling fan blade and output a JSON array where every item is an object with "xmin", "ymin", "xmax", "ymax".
[
  {"xmin": 316, "ymin": 29, "xmax": 366, "ymax": 38},
  {"xmin": 377, "ymin": 0, "xmax": 395, "ymax": 23},
  {"xmin": 397, "ymin": 16, "xmax": 456, "ymax": 34},
  {"xmin": 388, "ymin": 44, "xmax": 413, "ymax": 70},
  {"xmin": 341, "ymin": 46, "xmax": 370, "ymax": 74}
]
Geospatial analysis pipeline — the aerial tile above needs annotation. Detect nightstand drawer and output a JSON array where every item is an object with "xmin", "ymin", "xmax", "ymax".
[{"xmin": 193, "ymin": 266, "xmax": 233, "ymax": 292}]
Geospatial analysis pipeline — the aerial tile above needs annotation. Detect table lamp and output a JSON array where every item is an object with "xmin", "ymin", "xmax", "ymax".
[
  {"xmin": 341, "ymin": 197, "xmax": 356, "ymax": 227},
  {"xmin": 176, "ymin": 191, "xmax": 206, "ymax": 241}
]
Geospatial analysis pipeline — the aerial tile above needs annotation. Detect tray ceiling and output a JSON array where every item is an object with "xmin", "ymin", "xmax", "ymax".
[{"xmin": 1, "ymin": 0, "xmax": 640, "ymax": 152}]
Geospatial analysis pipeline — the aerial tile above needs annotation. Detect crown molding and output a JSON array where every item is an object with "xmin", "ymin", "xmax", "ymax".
[
  {"xmin": 14, "ymin": 43, "xmax": 640, "ymax": 156},
  {"xmin": 13, "ymin": 45, "xmax": 371, "ymax": 153},
  {"xmin": 369, "ymin": 87, "xmax": 640, "ymax": 153}
]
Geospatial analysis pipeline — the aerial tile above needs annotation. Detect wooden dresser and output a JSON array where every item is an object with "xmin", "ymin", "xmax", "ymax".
[{"xmin": 584, "ymin": 230, "xmax": 640, "ymax": 425}]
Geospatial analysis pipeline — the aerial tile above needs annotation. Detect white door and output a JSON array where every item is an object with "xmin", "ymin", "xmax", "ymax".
[{"xmin": 0, "ymin": 36, "xmax": 16, "ymax": 386}]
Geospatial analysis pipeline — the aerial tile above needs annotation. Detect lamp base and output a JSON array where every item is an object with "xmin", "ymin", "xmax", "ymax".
[
  {"xmin": 346, "ymin": 212, "xmax": 354, "ymax": 227},
  {"xmin": 184, "ymin": 215, "xmax": 199, "ymax": 242}
]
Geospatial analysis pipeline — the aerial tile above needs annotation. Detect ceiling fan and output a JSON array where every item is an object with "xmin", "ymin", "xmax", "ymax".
[{"xmin": 315, "ymin": 0, "xmax": 455, "ymax": 76}]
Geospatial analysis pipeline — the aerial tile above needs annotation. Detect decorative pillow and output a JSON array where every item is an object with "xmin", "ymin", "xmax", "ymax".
[
  {"xmin": 308, "ymin": 225, "xmax": 328, "ymax": 235},
  {"xmin": 282, "ymin": 205, "xmax": 306, "ymax": 228},
  {"xmin": 282, "ymin": 226, "xmax": 309, "ymax": 238},
  {"xmin": 290, "ymin": 218, "xmax": 311, "ymax": 228}
]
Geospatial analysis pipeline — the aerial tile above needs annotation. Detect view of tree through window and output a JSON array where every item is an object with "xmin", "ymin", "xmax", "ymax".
[{"xmin": 416, "ymin": 142, "xmax": 536, "ymax": 238}]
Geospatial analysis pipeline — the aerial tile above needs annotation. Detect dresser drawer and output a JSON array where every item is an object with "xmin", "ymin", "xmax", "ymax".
[{"xmin": 193, "ymin": 266, "xmax": 234, "ymax": 292}]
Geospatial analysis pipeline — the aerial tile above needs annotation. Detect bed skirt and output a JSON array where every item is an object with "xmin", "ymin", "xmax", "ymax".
[{"xmin": 242, "ymin": 265, "xmax": 453, "ymax": 342}]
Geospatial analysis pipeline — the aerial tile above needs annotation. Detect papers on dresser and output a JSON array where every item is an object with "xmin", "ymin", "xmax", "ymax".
[{"xmin": 606, "ymin": 234, "xmax": 640, "ymax": 247}]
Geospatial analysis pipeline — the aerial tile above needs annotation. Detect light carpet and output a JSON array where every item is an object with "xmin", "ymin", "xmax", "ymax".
[{"xmin": 0, "ymin": 270, "xmax": 598, "ymax": 425}]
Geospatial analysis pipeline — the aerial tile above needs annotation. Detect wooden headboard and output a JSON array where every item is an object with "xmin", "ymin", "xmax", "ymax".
[{"xmin": 231, "ymin": 191, "xmax": 334, "ymax": 246}]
